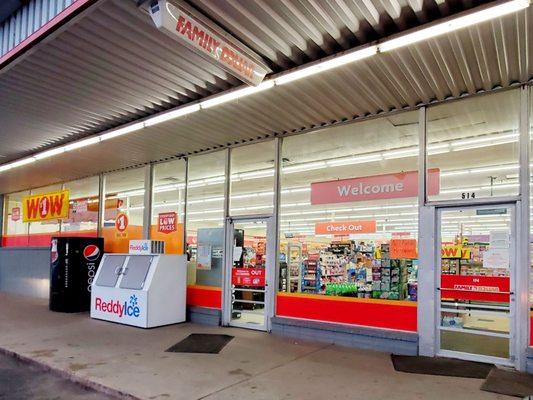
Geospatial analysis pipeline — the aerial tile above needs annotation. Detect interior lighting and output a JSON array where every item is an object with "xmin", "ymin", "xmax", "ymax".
[{"xmin": 379, "ymin": 0, "xmax": 530, "ymax": 52}]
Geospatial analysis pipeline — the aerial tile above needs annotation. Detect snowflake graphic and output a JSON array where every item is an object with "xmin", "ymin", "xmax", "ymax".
[{"xmin": 129, "ymin": 295, "xmax": 138, "ymax": 307}]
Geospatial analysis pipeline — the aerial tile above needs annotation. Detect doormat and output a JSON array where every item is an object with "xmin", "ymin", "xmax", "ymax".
[
  {"xmin": 166, "ymin": 334, "xmax": 234, "ymax": 354},
  {"xmin": 391, "ymin": 354, "xmax": 493, "ymax": 378},
  {"xmin": 481, "ymin": 368, "xmax": 533, "ymax": 397}
]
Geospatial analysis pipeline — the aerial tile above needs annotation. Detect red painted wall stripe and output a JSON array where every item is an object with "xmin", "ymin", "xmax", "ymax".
[
  {"xmin": 276, "ymin": 293, "xmax": 417, "ymax": 332},
  {"xmin": 0, "ymin": 0, "xmax": 96, "ymax": 69},
  {"xmin": 186, "ymin": 285, "xmax": 222, "ymax": 309},
  {"xmin": 2, "ymin": 231, "xmax": 97, "ymax": 247}
]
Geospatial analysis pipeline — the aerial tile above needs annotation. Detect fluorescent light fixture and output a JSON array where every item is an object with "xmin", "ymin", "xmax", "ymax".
[
  {"xmin": 451, "ymin": 132, "xmax": 518, "ymax": 147},
  {"xmin": 283, "ymin": 161, "xmax": 326, "ymax": 173},
  {"xmin": 326, "ymin": 154, "xmax": 383, "ymax": 167},
  {"xmin": 379, "ymin": 0, "xmax": 530, "ymax": 52},
  {"xmin": 382, "ymin": 147, "xmax": 418, "ymax": 160},
  {"xmin": 275, "ymin": 45, "xmax": 378, "ymax": 85},
  {"xmin": 33, "ymin": 147, "xmax": 66, "ymax": 160},
  {"xmin": 144, "ymin": 104, "xmax": 200, "ymax": 126},
  {"xmin": 64, "ymin": 137, "xmax": 101, "ymax": 151},
  {"xmin": 100, "ymin": 122, "xmax": 145, "ymax": 141},
  {"xmin": 201, "ymin": 81, "xmax": 275, "ymax": 109},
  {"xmin": 8, "ymin": 158, "xmax": 35, "ymax": 168}
]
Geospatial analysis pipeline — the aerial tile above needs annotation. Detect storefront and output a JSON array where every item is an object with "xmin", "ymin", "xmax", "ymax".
[{"xmin": 1, "ymin": 84, "xmax": 532, "ymax": 371}]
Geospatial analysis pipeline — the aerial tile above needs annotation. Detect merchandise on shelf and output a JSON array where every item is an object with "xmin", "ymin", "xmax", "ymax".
[{"xmin": 301, "ymin": 253, "xmax": 320, "ymax": 293}]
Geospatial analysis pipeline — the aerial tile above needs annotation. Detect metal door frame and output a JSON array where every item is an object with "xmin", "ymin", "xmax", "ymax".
[
  {"xmin": 222, "ymin": 214, "xmax": 275, "ymax": 332},
  {"xmin": 434, "ymin": 202, "xmax": 517, "ymax": 367}
]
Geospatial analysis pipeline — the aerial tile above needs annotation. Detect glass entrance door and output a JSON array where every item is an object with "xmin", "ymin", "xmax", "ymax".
[
  {"xmin": 436, "ymin": 204, "xmax": 515, "ymax": 365},
  {"xmin": 224, "ymin": 216, "xmax": 273, "ymax": 331}
]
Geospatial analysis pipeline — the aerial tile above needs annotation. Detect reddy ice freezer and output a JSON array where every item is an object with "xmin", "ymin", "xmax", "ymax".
[{"xmin": 90, "ymin": 253, "xmax": 186, "ymax": 328}]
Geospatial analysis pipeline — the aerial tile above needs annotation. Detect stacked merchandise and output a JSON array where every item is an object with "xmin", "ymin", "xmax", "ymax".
[
  {"xmin": 279, "ymin": 253, "xmax": 288, "ymax": 292},
  {"xmin": 287, "ymin": 243, "xmax": 302, "ymax": 292},
  {"xmin": 301, "ymin": 253, "xmax": 320, "ymax": 293},
  {"xmin": 319, "ymin": 252, "xmax": 345, "ymax": 291},
  {"xmin": 407, "ymin": 260, "xmax": 418, "ymax": 301},
  {"xmin": 371, "ymin": 244, "xmax": 408, "ymax": 300}
]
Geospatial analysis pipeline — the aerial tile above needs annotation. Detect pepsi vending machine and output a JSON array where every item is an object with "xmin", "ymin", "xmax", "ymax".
[{"xmin": 50, "ymin": 237, "xmax": 104, "ymax": 312}]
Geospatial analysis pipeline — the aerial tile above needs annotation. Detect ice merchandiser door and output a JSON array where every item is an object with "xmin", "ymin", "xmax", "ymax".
[
  {"xmin": 95, "ymin": 255, "xmax": 127, "ymax": 288},
  {"xmin": 119, "ymin": 256, "xmax": 153, "ymax": 290}
]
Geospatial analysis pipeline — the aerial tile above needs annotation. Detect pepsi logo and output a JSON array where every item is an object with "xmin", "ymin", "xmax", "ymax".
[{"xmin": 83, "ymin": 245, "xmax": 100, "ymax": 261}]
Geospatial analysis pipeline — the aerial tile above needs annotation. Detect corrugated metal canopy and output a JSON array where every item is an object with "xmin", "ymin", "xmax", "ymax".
[{"xmin": 0, "ymin": 0, "xmax": 531, "ymax": 193}]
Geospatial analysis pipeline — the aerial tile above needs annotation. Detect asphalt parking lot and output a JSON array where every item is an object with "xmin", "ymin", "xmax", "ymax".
[{"xmin": 0, "ymin": 353, "xmax": 113, "ymax": 400}]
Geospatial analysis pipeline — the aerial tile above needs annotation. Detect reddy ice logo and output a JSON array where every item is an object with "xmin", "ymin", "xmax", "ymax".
[
  {"xmin": 83, "ymin": 245, "xmax": 100, "ymax": 261},
  {"xmin": 95, "ymin": 295, "xmax": 141, "ymax": 318}
]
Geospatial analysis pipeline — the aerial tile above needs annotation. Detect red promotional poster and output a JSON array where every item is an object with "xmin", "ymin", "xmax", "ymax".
[
  {"xmin": 390, "ymin": 239, "xmax": 417, "ymax": 259},
  {"xmin": 158, "ymin": 212, "xmax": 177, "ymax": 234},
  {"xmin": 440, "ymin": 275, "xmax": 509, "ymax": 302},
  {"xmin": 311, "ymin": 169, "xmax": 439, "ymax": 205},
  {"xmin": 11, "ymin": 207, "xmax": 20, "ymax": 221},
  {"xmin": 232, "ymin": 268, "xmax": 265, "ymax": 287}
]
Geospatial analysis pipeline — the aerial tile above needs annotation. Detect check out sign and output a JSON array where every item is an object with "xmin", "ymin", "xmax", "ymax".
[{"xmin": 315, "ymin": 220, "xmax": 376, "ymax": 235}]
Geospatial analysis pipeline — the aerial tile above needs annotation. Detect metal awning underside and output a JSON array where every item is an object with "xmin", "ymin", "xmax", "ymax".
[{"xmin": 0, "ymin": 0, "xmax": 531, "ymax": 193}]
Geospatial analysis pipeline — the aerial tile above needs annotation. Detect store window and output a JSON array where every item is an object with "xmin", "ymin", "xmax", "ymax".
[
  {"xmin": 186, "ymin": 151, "xmax": 227, "ymax": 290},
  {"xmin": 278, "ymin": 110, "xmax": 420, "ymax": 309},
  {"xmin": 103, "ymin": 168, "xmax": 145, "ymax": 253},
  {"xmin": 427, "ymin": 90, "xmax": 520, "ymax": 201},
  {"xmin": 61, "ymin": 176, "xmax": 99, "ymax": 236},
  {"xmin": 150, "ymin": 159, "xmax": 186, "ymax": 254},
  {"xmin": 2, "ymin": 190, "xmax": 30, "ymax": 247},
  {"xmin": 230, "ymin": 141, "xmax": 275, "ymax": 216},
  {"xmin": 28, "ymin": 184, "xmax": 62, "ymax": 246}
]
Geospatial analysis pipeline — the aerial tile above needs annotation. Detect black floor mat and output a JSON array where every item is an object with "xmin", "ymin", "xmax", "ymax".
[
  {"xmin": 166, "ymin": 334, "xmax": 234, "ymax": 354},
  {"xmin": 481, "ymin": 368, "xmax": 533, "ymax": 397},
  {"xmin": 391, "ymin": 354, "xmax": 493, "ymax": 378}
]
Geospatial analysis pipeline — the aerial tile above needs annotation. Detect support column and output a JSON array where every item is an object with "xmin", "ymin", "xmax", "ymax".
[
  {"xmin": 142, "ymin": 164, "xmax": 154, "ymax": 240},
  {"xmin": 183, "ymin": 157, "xmax": 189, "ymax": 254},
  {"xmin": 97, "ymin": 173, "xmax": 106, "ymax": 238},
  {"xmin": 516, "ymin": 85, "xmax": 530, "ymax": 371},
  {"xmin": 417, "ymin": 106, "xmax": 437, "ymax": 357}
]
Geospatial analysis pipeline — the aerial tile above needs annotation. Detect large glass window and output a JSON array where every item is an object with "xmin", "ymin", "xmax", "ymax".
[
  {"xmin": 61, "ymin": 176, "xmax": 99, "ymax": 236},
  {"xmin": 2, "ymin": 190, "xmax": 30, "ymax": 246},
  {"xmin": 103, "ymin": 168, "xmax": 145, "ymax": 253},
  {"xmin": 427, "ymin": 90, "xmax": 520, "ymax": 201},
  {"xmin": 186, "ymin": 151, "xmax": 227, "ymax": 287},
  {"xmin": 150, "ymin": 159, "xmax": 186, "ymax": 254},
  {"xmin": 279, "ymin": 111, "xmax": 419, "ymax": 302},
  {"xmin": 230, "ymin": 141, "xmax": 275, "ymax": 216}
]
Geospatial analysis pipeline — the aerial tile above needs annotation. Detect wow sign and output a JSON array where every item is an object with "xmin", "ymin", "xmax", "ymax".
[{"xmin": 23, "ymin": 190, "xmax": 70, "ymax": 222}]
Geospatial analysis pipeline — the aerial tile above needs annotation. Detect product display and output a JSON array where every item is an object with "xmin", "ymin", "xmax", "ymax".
[{"xmin": 281, "ymin": 239, "xmax": 418, "ymax": 301}]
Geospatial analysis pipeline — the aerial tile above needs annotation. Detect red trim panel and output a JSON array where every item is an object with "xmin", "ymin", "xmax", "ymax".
[
  {"xmin": 440, "ymin": 275, "xmax": 510, "ymax": 302},
  {"xmin": 2, "ymin": 231, "xmax": 97, "ymax": 247},
  {"xmin": 0, "ymin": 0, "xmax": 96, "ymax": 68},
  {"xmin": 186, "ymin": 285, "xmax": 222, "ymax": 309},
  {"xmin": 276, "ymin": 293, "xmax": 417, "ymax": 332}
]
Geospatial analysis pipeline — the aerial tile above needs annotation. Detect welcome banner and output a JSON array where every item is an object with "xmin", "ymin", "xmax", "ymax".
[{"xmin": 22, "ymin": 190, "xmax": 70, "ymax": 222}]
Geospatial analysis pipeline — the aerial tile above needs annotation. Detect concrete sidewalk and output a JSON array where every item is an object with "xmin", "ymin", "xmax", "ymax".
[{"xmin": 0, "ymin": 293, "xmax": 511, "ymax": 400}]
